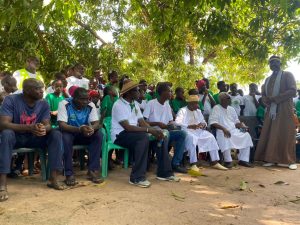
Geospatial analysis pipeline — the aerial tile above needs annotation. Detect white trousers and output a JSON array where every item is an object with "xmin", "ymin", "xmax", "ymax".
[
  {"xmin": 189, "ymin": 149, "xmax": 220, "ymax": 164},
  {"xmin": 223, "ymin": 147, "xmax": 250, "ymax": 162}
]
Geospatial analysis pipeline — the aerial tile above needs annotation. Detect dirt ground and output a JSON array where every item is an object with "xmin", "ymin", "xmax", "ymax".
[{"xmin": 0, "ymin": 163, "xmax": 300, "ymax": 225}]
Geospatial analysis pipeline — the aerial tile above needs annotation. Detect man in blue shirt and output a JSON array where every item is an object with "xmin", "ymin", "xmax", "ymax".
[
  {"xmin": 58, "ymin": 88, "xmax": 103, "ymax": 186},
  {"xmin": 0, "ymin": 78, "xmax": 64, "ymax": 202}
]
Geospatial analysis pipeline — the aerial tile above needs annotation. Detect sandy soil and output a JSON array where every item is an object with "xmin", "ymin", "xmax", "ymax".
[{"xmin": 0, "ymin": 163, "xmax": 300, "ymax": 225}]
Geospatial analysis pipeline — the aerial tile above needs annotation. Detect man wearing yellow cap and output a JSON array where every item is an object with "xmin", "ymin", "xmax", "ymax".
[{"xmin": 175, "ymin": 95, "xmax": 227, "ymax": 171}]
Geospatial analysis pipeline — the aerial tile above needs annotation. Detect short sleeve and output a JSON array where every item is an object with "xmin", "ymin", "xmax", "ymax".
[
  {"xmin": 134, "ymin": 102, "xmax": 143, "ymax": 119},
  {"xmin": 12, "ymin": 70, "xmax": 21, "ymax": 89},
  {"xmin": 57, "ymin": 101, "xmax": 68, "ymax": 122},
  {"xmin": 0, "ymin": 96, "xmax": 14, "ymax": 118},
  {"xmin": 239, "ymin": 96, "xmax": 245, "ymax": 105},
  {"xmin": 112, "ymin": 102, "xmax": 128, "ymax": 123},
  {"xmin": 143, "ymin": 101, "xmax": 152, "ymax": 119},
  {"xmin": 88, "ymin": 103, "xmax": 99, "ymax": 122},
  {"xmin": 167, "ymin": 103, "xmax": 174, "ymax": 121}
]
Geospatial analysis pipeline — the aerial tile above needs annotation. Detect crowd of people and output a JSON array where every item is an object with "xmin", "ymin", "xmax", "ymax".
[{"xmin": 0, "ymin": 55, "xmax": 298, "ymax": 202}]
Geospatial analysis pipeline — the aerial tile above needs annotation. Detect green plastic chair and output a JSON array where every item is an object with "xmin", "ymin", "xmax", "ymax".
[
  {"xmin": 102, "ymin": 117, "xmax": 129, "ymax": 178},
  {"xmin": 12, "ymin": 148, "xmax": 47, "ymax": 181}
]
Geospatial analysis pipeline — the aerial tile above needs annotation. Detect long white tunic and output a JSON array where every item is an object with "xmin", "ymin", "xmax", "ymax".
[
  {"xmin": 208, "ymin": 105, "xmax": 253, "ymax": 152},
  {"xmin": 176, "ymin": 107, "xmax": 219, "ymax": 153}
]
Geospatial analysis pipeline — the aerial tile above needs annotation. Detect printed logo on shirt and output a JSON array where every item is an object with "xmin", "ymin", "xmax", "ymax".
[
  {"xmin": 69, "ymin": 114, "xmax": 76, "ymax": 121},
  {"xmin": 20, "ymin": 111, "xmax": 37, "ymax": 125}
]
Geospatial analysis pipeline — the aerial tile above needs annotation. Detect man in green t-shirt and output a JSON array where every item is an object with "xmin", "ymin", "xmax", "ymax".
[
  {"xmin": 139, "ymin": 79, "xmax": 153, "ymax": 101},
  {"xmin": 213, "ymin": 81, "xmax": 228, "ymax": 104},
  {"xmin": 45, "ymin": 80, "xmax": 65, "ymax": 128},
  {"xmin": 106, "ymin": 70, "xmax": 119, "ymax": 96},
  {"xmin": 170, "ymin": 87, "xmax": 187, "ymax": 114}
]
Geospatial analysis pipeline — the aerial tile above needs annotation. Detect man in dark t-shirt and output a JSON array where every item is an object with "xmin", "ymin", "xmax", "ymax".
[{"xmin": 0, "ymin": 79, "xmax": 64, "ymax": 202}]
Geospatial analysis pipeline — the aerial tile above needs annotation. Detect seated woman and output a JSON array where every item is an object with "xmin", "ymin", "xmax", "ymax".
[{"xmin": 175, "ymin": 95, "xmax": 227, "ymax": 172}]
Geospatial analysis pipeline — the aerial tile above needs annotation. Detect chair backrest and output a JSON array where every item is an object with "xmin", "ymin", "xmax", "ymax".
[
  {"xmin": 103, "ymin": 117, "xmax": 112, "ymax": 141},
  {"xmin": 101, "ymin": 128, "xmax": 107, "ymax": 150}
]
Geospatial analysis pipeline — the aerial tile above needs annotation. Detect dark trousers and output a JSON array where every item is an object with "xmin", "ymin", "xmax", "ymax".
[
  {"xmin": 0, "ymin": 129, "xmax": 63, "ymax": 174},
  {"xmin": 62, "ymin": 131, "xmax": 102, "ymax": 176},
  {"xmin": 114, "ymin": 131, "xmax": 149, "ymax": 182},
  {"xmin": 150, "ymin": 135, "xmax": 174, "ymax": 178},
  {"xmin": 167, "ymin": 130, "xmax": 187, "ymax": 166}
]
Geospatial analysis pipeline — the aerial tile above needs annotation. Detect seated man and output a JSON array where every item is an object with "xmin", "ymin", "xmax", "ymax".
[
  {"xmin": 57, "ymin": 88, "xmax": 103, "ymax": 186},
  {"xmin": 111, "ymin": 80, "xmax": 179, "ymax": 188},
  {"xmin": 0, "ymin": 78, "xmax": 64, "ymax": 202},
  {"xmin": 143, "ymin": 83, "xmax": 187, "ymax": 173},
  {"xmin": 175, "ymin": 95, "xmax": 227, "ymax": 172},
  {"xmin": 208, "ymin": 92, "xmax": 253, "ymax": 168}
]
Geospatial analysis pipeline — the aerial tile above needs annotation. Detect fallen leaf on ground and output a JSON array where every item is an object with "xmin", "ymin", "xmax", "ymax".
[
  {"xmin": 249, "ymin": 188, "xmax": 255, "ymax": 192},
  {"xmin": 274, "ymin": 181, "xmax": 289, "ymax": 185},
  {"xmin": 188, "ymin": 169, "xmax": 205, "ymax": 177},
  {"xmin": 289, "ymin": 196, "xmax": 300, "ymax": 204},
  {"xmin": 239, "ymin": 181, "xmax": 247, "ymax": 191},
  {"xmin": 266, "ymin": 168, "xmax": 281, "ymax": 172},
  {"xmin": 220, "ymin": 204, "xmax": 240, "ymax": 209},
  {"xmin": 94, "ymin": 181, "xmax": 107, "ymax": 187},
  {"xmin": 0, "ymin": 207, "xmax": 5, "ymax": 215},
  {"xmin": 171, "ymin": 191, "xmax": 185, "ymax": 201},
  {"xmin": 259, "ymin": 184, "xmax": 266, "ymax": 188}
]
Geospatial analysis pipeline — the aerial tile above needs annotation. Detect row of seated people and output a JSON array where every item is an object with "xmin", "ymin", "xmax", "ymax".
[{"xmin": 0, "ymin": 78, "xmax": 254, "ymax": 202}]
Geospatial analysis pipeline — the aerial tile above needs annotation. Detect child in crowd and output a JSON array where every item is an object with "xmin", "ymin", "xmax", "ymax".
[
  {"xmin": 256, "ymin": 97, "xmax": 266, "ymax": 125},
  {"xmin": 170, "ymin": 87, "xmax": 187, "ymax": 114},
  {"xmin": 100, "ymin": 85, "xmax": 118, "ymax": 119},
  {"xmin": 1, "ymin": 74, "xmax": 18, "ymax": 94},
  {"xmin": 89, "ymin": 90, "xmax": 101, "ymax": 108},
  {"xmin": 45, "ymin": 80, "xmax": 65, "ymax": 128}
]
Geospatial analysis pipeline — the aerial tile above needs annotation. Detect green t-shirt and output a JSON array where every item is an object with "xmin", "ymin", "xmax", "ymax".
[
  {"xmin": 106, "ymin": 83, "xmax": 120, "ymax": 97},
  {"xmin": 170, "ymin": 98, "xmax": 187, "ymax": 114},
  {"xmin": 295, "ymin": 100, "xmax": 300, "ymax": 118},
  {"xmin": 256, "ymin": 106, "xmax": 265, "ymax": 120},
  {"xmin": 45, "ymin": 93, "xmax": 65, "ymax": 128},
  {"xmin": 145, "ymin": 92, "xmax": 153, "ymax": 101},
  {"xmin": 101, "ymin": 95, "xmax": 118, "ymax": 118},
  {"xmin": 213, "ymin": 93, "xmax": 220, "ymax": 104},
  {"xmin": 198, "ymin": 101, "xmax": 204, "ymax": 111}
]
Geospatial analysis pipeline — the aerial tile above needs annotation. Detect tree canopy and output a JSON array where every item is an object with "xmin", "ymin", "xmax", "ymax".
[{"xmin": 0, "ymin": 0, "xmax": 299, "ymax": 90}]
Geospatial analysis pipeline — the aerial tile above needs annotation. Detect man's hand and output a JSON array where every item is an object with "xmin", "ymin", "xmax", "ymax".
[
  {"xmin": 31, "ymin": 123, "xmax": 46, "ymax": 136},
  {"xmin": 80, "ymin": 125, "xmax": 94, "ymax": 137},
  {"xmin": 222, "ymin": 128, "xmax": 231, "ymax": 138},
  {"xmin": 157, "ymin": 122, "xmax": 168, "ymax": 129},
  {"xmin": 51, "ymin": 111, "xmax": 58, "ymax": 116},
  {"xmin": 197, "ymin": 123, "xmax": 207, "ymax": 129},
  {"xmin": 188, "ymin": 124, "xmax": 198, "ymax": 130},
  {"xmin": 262, "ymin": 96, "xmax": 271, "ymax": 106},
  {"xmin": 148, "ymin": 127, "xmax": 164, "ymax": 140}
]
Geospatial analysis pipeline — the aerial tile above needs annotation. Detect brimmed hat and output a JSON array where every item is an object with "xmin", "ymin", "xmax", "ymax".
[
  {"xmin": 187, "ymin": 95, "xmax": 199, "ymax": 102},
  {"xmin": 120, "ymin": 80, "xmax": 140, "ymax": 95}
]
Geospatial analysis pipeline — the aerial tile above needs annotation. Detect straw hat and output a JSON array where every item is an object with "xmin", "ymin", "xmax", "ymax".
[
  {"xmin": 187, "ymin": 95, "xmax": 200, "ymax": 102},
  {"xmin": 120, "ymin": 80, "xmax": 140, "ymax": 95}
]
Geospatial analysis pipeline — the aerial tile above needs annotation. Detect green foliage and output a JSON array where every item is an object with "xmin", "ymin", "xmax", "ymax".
[{"xmin": 0, "ymin": 0, "xmax": 299, "ymax": 88}]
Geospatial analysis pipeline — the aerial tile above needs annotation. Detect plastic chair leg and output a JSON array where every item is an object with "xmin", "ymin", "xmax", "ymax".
[
  {"xmin": 101, "ymin": 148, "xmax": 109, "ymax": 178},
  {"xmin": 79, "ymin": 149, "xmax": 85, "ymax": 171},
  {"xmin": 28, "ymin": 152, "xmax": 34, "ymax": 176},
  {"xmin": 123, "ymin": 149, "xmax": 129, "ymax": 169}
]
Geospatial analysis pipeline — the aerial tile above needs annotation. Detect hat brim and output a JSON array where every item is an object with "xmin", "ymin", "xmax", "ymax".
[{"xmin": 120, "ymin": 83, "xmax": 140, "ymax": 96}]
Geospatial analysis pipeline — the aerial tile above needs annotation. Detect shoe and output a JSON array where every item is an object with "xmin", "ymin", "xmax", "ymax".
[
  {"xmin": 224, "ymin": 162, "xmax": 233, "ymax": 169},
  {"xmin": 156, "ymin": 175, "xmax": 180, "ymax": 182},
  {"xmin": 289, "ymin": 164, "xmax": 297, "ymax": 170},
  {"xmin": 212, "ymin": 163, "xmax": 228, "ymax": 171},
  {"xmin": 263, "ymin": 162, "xmax": 275, "ymax": 167},
  {"xmin": 189, "ymin": 164, "xmax": 200, "ymax": 172},
  {"xmin": 172, "ymin": 165, "xmax": 187, "ymax": 174},
  {"xmin": 129, "ymin": 179, "xmax": 151, "ymax": 188},
  {"xmin": 238, "ymin": 161, "xmax": 254, "ymax": 168}
]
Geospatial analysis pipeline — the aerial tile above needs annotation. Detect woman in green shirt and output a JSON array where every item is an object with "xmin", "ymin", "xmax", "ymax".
[{"xmin": 101, "ymin": 85, "xmax": 118, "ymax": 118}]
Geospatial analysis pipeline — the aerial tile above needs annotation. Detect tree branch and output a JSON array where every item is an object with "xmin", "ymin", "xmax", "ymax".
[{"xmin": 74, "ymin": 18, "xmax": 107, "ymax": 45}]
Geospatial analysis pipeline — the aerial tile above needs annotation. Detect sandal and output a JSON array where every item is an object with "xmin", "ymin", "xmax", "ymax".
[
  {"xmin": 64, "ymin": 176, "xmax": 78, "ymax": 186},
  {"xmin": 88, "ymin": 171, "xmax": 104, "ymax": 184},
  {"xmin": 0, "ymin": 188, "xmax": 8, "ymax": 202},
  {"xmin": 47, "ymin": 181, "xmax": 65, "ymax": 190},
  {"xmin": 22, "ymin": 169, "xmax": 29, "ymax": 176}
]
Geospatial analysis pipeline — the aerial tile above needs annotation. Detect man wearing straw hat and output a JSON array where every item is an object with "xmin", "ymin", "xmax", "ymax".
[
  {"xmin": 255, "ymin": 56, "xmax": 297, "ymax": 170},
  {"xmin": 111, "ymin": 80, "xmax": 180, "ymax": 188},
  {"xmin": 175, "ymin": 95, "xmax": 228, "ymax": 172},
  {"xmin": 209, "ymin": 92, "xmax": 253, "ymax": 168}
]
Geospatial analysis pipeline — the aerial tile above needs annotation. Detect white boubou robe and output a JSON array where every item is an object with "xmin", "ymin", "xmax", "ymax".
[
  {"xmin": 208, "ymin": 105, "xmax": 253, "ymax": 153},
  {"xmin": 176, "ymin": 106, "xmax": 220, "ymax": 163}
]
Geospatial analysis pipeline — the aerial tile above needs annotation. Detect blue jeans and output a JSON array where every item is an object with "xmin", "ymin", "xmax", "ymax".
[
  {"xmin": 167, "ymin": 130, "xmax": 187, "ymax": 166},
  {"xmin": 0, "ymin": 129, "xmax": 64, "ymax": 174}
]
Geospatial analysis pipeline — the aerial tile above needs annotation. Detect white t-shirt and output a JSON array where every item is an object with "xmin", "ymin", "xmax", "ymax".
[
  {"xmin": 230, "ymin": 95, "xmax": 244, "ymax": 116},
  {"xmin": 66, "ymin": 76, "xmax": 89, "ymax": 92},
  {"xmin": 199, "ymin": 94, "xmax": 212, "ymax": 116},
  {"xmin": 137, "ymin": 100, "xmax": 147, "ymax": 110},
  {"xmin": 143, "ymin": 99, "xmax": 173, "ymax": 124},
  {"xmin": 57, "ymin": 100, "xmax": 99, "ymax": 125},
  {"xmin": 243, "ymin": 95, "xmax": 260, "ymax": 116},
  {"xmin": 0, "ymin": 82, "xmax": 4, "ymax": 92},
  {"xmin": 111, "ymin": 98, "xmax": 143, "ymax": 142},
  {"xmin": 46, "ymin": 86, "xmax": 54, "ymax": 94},
  {"xmin": 13, "ymin": 70, "xmax": 37, "ymax": 89}
]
